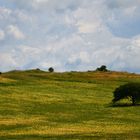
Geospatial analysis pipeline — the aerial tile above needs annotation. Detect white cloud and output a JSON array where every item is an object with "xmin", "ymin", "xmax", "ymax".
[
  {"xmin": 0, "ymin": 7, "xmax": 11, "ymax": 19},
  {"xmin": 7, "ymin": 25, "xmax": 25, "ymax": 40},
  {"xmin": 0, "ymin": 0, "xmax": 140, "ymax": 73},
  {"xmin": 105, "ymin": 0, "xmax": 140, "ymax": 38},
  {"xmin": 0, "ymin": 53, "xmax": 17, "ymax": 72},
  {"xmin": 68, "ymin": 51, "xmax": 90, "ymax": 64},
  {"xmin": 0, "ymin": 29, "xmax": 5, "ymax": 40},
  {"xmin": 76, "ymin": 22, "xmax": 100, "ymax": 34},
  {"xmin": 10, "ymin": 0, "xmax": 80, "ymax": 11},
  {"xmin": 106, "ymin": 0, "xmax": 140, "ymax": 9}
]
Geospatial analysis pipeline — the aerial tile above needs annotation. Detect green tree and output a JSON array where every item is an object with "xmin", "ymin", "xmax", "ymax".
[
  {"xmin": 48, "ymin": 67, "xmax": 54, "ymax": 73},
  {"xmin": 112, "ymin": 83, "xmax": 140, "ymax": 105},
  {"xmin": 96, "ymin": 65, "xmax": 108, "ymax": 72}
]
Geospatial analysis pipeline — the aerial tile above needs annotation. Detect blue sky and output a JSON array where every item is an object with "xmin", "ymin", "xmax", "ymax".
[{"xmin": 0, "ymin": 0, "xmax": 140, "ymax": 72}]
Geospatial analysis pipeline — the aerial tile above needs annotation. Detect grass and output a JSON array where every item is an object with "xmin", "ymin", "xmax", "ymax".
[{"xmin": 0, "ymin": 70, "xmax": 140, "ymax": 139}]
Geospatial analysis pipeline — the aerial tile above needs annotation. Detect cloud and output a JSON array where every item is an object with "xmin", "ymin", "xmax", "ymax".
[
  {"xmin": 0, "ymin": 7, "xmax": 11, "ymax": 19},
  {"xmin": 0, "ymin": 29, "xmax": 5, "ymax": 40},
  {"xmin": 106, "ymin": 0, "xmax": 140, "ymax": 9},
  {"xmin": 105, "ymin": 0, "xmax": 140, "ymax": 38},
  {"xmin": 9, "ymin": 0, "xmax": 81, "ymax": 12},
  {"xmin": 73, "ymin": 7, "xmax": 102, "ymax": 34},
  {"xmin": 6, "ymin": 25, "xmax": 25, "ymax": 40},
  {"xmin": 0, "ymin": 0, "xmax": 140, "ymax": 73},
  {"xmin": 0, "ymin": 52, "xmax": 17, "ymax": 72}
]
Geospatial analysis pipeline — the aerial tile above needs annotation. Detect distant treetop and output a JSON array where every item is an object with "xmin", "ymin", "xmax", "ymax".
[
  {"xmin": 96, "ymin": 65, "xmax": 108, "ymax": 72},
  {"xmin": 48, "ymin": 67, "xmax": 54, "ymax": 72}
]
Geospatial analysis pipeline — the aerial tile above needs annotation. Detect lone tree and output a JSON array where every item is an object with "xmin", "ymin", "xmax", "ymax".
[
  {"xmin": 48, "ymin": 67, "xmax": 54, "ymax": 73},
  {"xmin": 96, "ymin": 65, "xmax": 108, "ymax": 72},
  {"xmin": 112, "ymin": 83, "xmax": 140, "ymax": 105}
]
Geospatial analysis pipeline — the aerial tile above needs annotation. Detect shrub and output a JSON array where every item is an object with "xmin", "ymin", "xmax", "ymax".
[
  {"xmin": 48, "ymin": 67, "xmax": 54, "ymax": 73},
  {"xmin": 0, "ymin": 72, "xmax": 2, "ymax": 75},
  {"xmin": 36, "ymin": 68, "xmax": 40, "ymax": 71},
  {"xmin": 96, "ymin": 65, "xmax": 108, "ymax": 72},
  {"xmin": 112, "ymin": 83, "xmax": 140, "ymax": 105}
]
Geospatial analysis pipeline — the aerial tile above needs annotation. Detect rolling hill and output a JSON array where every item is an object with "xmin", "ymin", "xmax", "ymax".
[{"xmin": 0, "ymin": 70, "xmax": 140, "ymax": 139}]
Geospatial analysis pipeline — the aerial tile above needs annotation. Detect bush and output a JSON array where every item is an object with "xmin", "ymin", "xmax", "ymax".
[
  {"xmin": 0, "ymin": 72, "xmax": 2, "ymax": 75},
  {"xmin": 96, "ymin": 65, "xmax": 108, "ymax": 72},
  {"xmin": 36, "ymin": 68, "xmax": 40, "ymax": 71},
  {"xmin": 48, "ymin": 67, "xmax": 54, "ymax": 73},
  {"xmin": 112, "ymin": 83, "xmax": 140, "ymax": 105}
]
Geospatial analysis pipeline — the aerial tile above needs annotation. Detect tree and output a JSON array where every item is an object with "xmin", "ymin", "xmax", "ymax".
[
  {"xmin": 48, "ymin": 67, "xmax": 54, "ymax": 73},
  {"xmin": 96, "ymin": 65, "xmax": 108, "ymax": 72},
  {"xmin": 112, "ymin": 83, "xmax": 140, "ymax": 105},
  {"xmin": 36, "ymin": 68, "xmax": 40, "ymax": 71}
]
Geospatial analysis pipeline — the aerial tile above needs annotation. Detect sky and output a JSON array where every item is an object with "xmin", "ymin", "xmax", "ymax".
[{"xmin": 0, "ymin": 0, "xmax": 140, "ymax": 73}]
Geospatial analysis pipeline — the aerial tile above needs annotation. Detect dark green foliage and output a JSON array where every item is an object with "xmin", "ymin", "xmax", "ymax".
[
  {"xmin": 0, "ymin": 72, "xmax": 2, "ymax": 74},
  {"xmin": 36, "ymin": 68, "xmax": 40, "ymax": 71},
  {"xmin": 112, "ymin": 83, "xmax": 140, "ymax": 105},
  {"xmin": 96, "ymin": 65, "xmax": 108, "ymax": 72},
  {"xmin": 48, "ymin": 67, "xmax": 54, "ymax": 72}
]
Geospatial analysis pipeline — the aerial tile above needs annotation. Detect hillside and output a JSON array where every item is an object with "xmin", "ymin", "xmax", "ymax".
[{"xmin": 0, "ymin": 70, "xmax": 140, "ymax": 139}]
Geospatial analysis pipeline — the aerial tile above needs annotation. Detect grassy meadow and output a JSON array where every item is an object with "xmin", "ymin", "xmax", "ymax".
[{"xmin": 0, "ymin": 70, "xmax": 140, "ymax": 139}]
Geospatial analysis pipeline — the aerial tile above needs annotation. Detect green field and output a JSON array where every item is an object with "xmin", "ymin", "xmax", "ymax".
[{"xmin": 0, "ymin": 70, "xmax": 140, "ymax": 140}]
